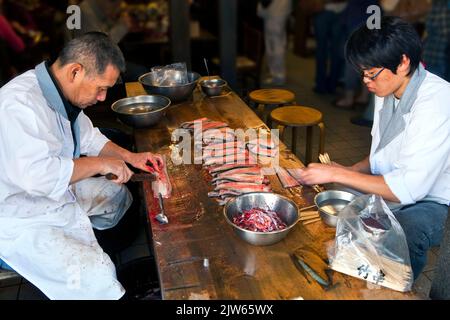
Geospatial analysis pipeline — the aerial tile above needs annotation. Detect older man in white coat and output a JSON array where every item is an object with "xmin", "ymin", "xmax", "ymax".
[{"xmin": 0, "ymin": 32, "xmax": 162, "ymax": 299}]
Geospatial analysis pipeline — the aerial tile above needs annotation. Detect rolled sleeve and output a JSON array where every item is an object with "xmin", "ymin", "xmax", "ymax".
[
  {"xmin": 48, "ymin": 157, "xmax": 74, "ymax": 201},
  {"xmin": 78, "ymin": 112, "xmax": 110, "ymax": 156},
  {"xmin": 383, "ymin": 170, "xmax": 415, "ymax": 204}
]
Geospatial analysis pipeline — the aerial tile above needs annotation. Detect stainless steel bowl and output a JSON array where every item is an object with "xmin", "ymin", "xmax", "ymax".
[
  {"xmin": 314, "ymin": 190, "xmax": 357, "ymax": 227},
  {"xmin": 138, "ymin": 71, "xmax": 201, "ymax": 103},
  {"xmin": 111, "ymin": 95, "xmax": 171, "ymax": 128},
  {"xmin": 200, "ymin": 78, "xmax": 227, "ymax": 97},
  {"xmin": 224, "ymin": 192, "xmax": 299, "ymax": 246}
]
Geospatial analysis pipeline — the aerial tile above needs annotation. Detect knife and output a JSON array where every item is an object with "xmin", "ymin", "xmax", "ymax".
[{"xmin": 105, "ymin": 172, "xmax": 157, "ymax": 182}]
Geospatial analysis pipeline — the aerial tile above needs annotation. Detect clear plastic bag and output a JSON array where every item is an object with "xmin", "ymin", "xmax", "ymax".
[
  {"xmin": 328, "ymin": 194, "xmax": 413, "ymax": 292},
  {"xmin": 151, "ymin": 62, "xmax": 188, "ymax": 86}
]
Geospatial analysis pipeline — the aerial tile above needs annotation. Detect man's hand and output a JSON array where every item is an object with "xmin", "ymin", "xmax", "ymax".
[
  {"xmin": 126, "ymin": 152, "xmax": 164, "ymax": 173},
  {"xmin": 101, "ymin": 157, "xmax": 134, "ymax": 184},
  {"xmin": 297, "ymin": 163, "xmax": 339, "ymax": 186}
]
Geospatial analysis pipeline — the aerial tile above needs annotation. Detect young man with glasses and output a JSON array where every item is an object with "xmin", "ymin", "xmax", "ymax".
[{"xmin": 299, "ymin": 16, "xmax": 450, "ymax": 281}]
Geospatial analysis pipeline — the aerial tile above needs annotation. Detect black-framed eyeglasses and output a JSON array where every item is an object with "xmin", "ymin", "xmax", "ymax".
[{"xmin": 361, "ymin": 67, "xmax": 385, "ymax": 81}]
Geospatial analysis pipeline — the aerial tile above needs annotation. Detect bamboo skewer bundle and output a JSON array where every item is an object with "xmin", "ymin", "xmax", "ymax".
[
  {"xmin": 299, "ymin": 210, "xmax": 321, "ymax": 225},
  {"xmin": 330, "ymin": 244, "xmax": 413, "ymax": 292}
]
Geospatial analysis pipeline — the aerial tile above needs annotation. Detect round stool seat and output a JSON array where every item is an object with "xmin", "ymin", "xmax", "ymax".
[
  {"xmin": 249, "ymin": 89, "xmax": 295, "ymax": 105},
  {"xmin": 270, "ymin": 106, "xmax": 325, "ymax": 165},
  {"xmin": 270, "ymin": 106, "xmax": 323, "ymax": 127}
]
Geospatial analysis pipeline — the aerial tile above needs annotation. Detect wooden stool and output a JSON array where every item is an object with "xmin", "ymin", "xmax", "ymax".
[
  {"xmin": 248, "ymin": 88, "xmax": 296, "ymax": 123},
  {"xmin": 270, "ymin": 106, "xmax": 325, "ymax": 165}
]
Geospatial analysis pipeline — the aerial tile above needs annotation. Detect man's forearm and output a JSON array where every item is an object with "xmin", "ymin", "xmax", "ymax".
[
  {"xmin": 99, "ymin": 141, "xmax": 132, "ymax": 163},
  {"xmin": 332, "ymin": 168, "xmax": 400, "ymax": 203},
  {"xmin": 71, "ymin": 157, "xmax": 104, "ymax": 184},
  {"xmin": 350, "ymin": 156, "xmax": 372, "ymax": 174}
]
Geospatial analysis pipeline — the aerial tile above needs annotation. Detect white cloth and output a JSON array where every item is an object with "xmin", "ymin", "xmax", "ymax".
[
  {"xmin": 370, "ymin": 71, "xmax": 450, "ymax": 206},
  {"xmin": 0, "ymin": 69, "xmax": 132, "ymax": 299}
]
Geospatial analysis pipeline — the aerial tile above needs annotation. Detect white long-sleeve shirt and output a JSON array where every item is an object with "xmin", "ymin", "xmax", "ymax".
[
  {"xmin": 0, "ymin": 68, "xmax": 127, "ymax": 300},
  {"xmin": 370, "ymin": 71, "xmax": 450, "ymax": 205},
  {"xmin": 0, "ymin": 69, "xmax": 109, "ymax": 217}
]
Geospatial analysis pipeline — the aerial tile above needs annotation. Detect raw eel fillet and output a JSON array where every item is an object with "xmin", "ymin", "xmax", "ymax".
[
  {"xmin": 247, "ymin": 138, "xmax": 277, "ymax": 150},
  {"xmin": 274, "ymin": 166, "xmax": 300, "ymax": 188},
  {"xmin": 208, "ymin": 163, "xmax": 257, "ymax": 175},
  {"xmin": 214, "ymin": 182, "xmax": 271, "ymax": 193},
  {"xmin": 247, "ymin": 137, "xmax": 279, "ymax": 157},
  {"xmin": 147, "ymin": 156, "xmax": 172, "ymax": 198},
  {"xmin": 212, "ymin": 174, "xmax": 267, "ymax": 185},
  {"xmin": 286, "ymin": 168, "xmax": 304, "ymax": 182},
  {"xmin": 180, "ymin": 118, "xmax": 228, "ymax": 130},
  {"xmin": 247, "ymin": 144, "xmax": 279, "ymax": 158},
  {"xmin": 197, "ymin": 127, "xmax": 236, "ymax": 144},
  {"xmin": 212, "ymin": 166, "xmax": 262, "ymax": 178},
  {"xmin": 204, "ymin": 141, "xmax": 246, "ymax": 152},
  {"xmin": 202, "ymin": 146, "xmax": 247, "ymax": 160}
]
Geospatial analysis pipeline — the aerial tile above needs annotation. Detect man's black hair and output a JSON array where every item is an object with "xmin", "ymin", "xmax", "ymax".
[
  {"xmin": 345, "ymin": 16, "xmax": 422, "ymax": 76},
  {"xmin": 58, "ymin": 31, "xmax": 126, "ymax": 75}
]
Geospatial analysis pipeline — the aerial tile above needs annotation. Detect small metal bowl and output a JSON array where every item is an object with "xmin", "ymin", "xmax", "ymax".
[
  {"xmin": 139, "ymin": 71, "xmax": 200, "ymax": 103},
  {"xmin": 224, "ymin": 192, "xmax": 299, "ymax": 246},
  {"xmin": 200, "ymin": 78, "xmax": 227, "ymax": 97},
  {"xmin": 111, "ymin": 95, "xmax": 171, "ymax": 128},
  {"xmin": 314, "ymin": 190, "xmax": 357, "ymax": 227}
]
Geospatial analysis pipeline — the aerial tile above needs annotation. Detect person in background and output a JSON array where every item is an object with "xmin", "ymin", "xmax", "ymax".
[
  {"xmin": 0, "ymin": 0, "xmax": 26, "ymax": 80},
  {"xmin": 313, "ymin": 0, "xmax": 348, "ymax": 95},
  {"xmin": 73, "ymin": 0, "xmax": 146, "ymax": 82},
  {"xmin": 0, "ymin": 32, "xmax": 162, "ymax": 299},
  {"xmin": 0, "ymin": 0, "xmax": 25, "ymax": 54},
  {"xmin": 423, "ymin": 0, "xmax": 450, "ymax": 81},
  {"xmin": 334, "ymin": 0, "xmax": 379, "ymax": 108},
  {"xmin": 257, "ymin": 0, "xmax": 292, "ymax": 86},
  {"xmin": 298, "ymin": 17, "xmax": 449, "ymax": 280}
]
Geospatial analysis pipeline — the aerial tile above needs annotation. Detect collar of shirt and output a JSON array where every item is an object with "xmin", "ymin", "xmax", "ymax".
[{"xmin": 44, "ymin": 61, "xmax": 82, "ymax": 124}]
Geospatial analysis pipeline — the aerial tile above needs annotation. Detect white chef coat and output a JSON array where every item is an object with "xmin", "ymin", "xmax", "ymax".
[
  {"xmin": 370, "ymin": 71, "xmax": 450, "ymax": 206},
  {"xmin": 0, "ymin": 68, "xmax": 132, "ymax": 299}
]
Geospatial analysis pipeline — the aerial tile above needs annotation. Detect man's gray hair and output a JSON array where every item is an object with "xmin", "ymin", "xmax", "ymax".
[{"xmin": 58, "ymin": 32, "xmax": 126, "ymax": 75}]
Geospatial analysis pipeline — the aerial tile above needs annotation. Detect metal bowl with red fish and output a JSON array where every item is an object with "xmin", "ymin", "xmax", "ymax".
[{"xmin": 223, "ymin": 192, "xmax": 299, "ymax": 246}]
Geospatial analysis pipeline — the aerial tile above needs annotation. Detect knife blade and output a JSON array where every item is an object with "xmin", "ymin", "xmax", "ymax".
[{"xmin": 105, "ymin": 172, "xmax": 157, "ymax": 182}]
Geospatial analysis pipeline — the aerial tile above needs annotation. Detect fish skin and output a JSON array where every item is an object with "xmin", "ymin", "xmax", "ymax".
[
  {"xmin": 180, "ymin": 117, "xmax": 209, "ymax": 129},
  {"xmin": 290, "ymin": 254, "xmax": 311, "ymax": 284},
  {"xmin": 212, "ymin": 176, "xmax": 265, "ymax": 185},
  {"xmin": 208, "ymin": 163, "xmax": 256, "ymax": 174},
  {"xmin": 202, "ymin": 148, "xmax": 248, "ymax": 160},
  {"xmin": 292, "ymin": 247, "xmax": 332, "ymax": 289},
  {"xmin": 204, "ymin": 141, "xmax": 246, "ymax": 151},
  {"xmin": 214, "ymin": 182, "xmax": 271, "ymax": 192},
  {"xmin": 275, "ymin": 166, "xmax": 300, "ymax": 188},
  {"xmin": 213, "ymin": 167, "xmax": 262, "ymax": 178}
]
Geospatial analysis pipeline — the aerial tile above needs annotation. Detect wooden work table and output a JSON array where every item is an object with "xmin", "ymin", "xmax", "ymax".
[{"xmin": 125, "ymin": 81, "xmax": 422, "ymax": 300}]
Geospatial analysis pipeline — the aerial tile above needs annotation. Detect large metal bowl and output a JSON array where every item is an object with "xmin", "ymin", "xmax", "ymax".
[
  {"xmin": 111, "ymin": 95, "xmax": 171, "ymax": 128},
  {"xmin": 138, "ymin": 71, "xmax": 201, "ymax": 103},
  {"xmin": 314, "ymin": 190, "xmax": 357, "ymax": 227},
  {"xmin": 224, "ymin": 192, "xmax": 299, "ymax": 246}
]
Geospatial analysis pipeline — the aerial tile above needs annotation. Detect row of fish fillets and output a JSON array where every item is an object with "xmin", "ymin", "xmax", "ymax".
[{"xmin": 179, "ymin": 118, "xmax": 273, "ymax": 205}]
